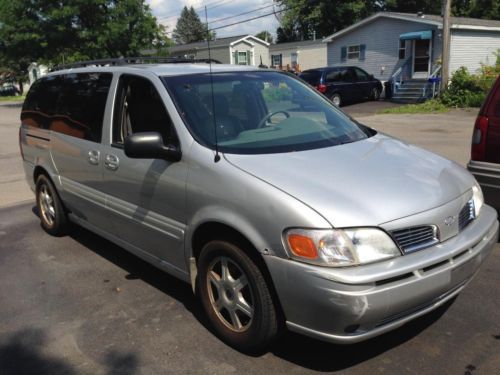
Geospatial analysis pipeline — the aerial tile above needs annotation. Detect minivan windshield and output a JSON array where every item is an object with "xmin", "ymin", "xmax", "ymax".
[{"xmin": 163, "ymin": 71, "xmax": 371, "ymax": 154}]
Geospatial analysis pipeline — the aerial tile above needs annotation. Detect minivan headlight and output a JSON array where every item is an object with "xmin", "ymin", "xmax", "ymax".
[
  {"xmin": 284, "ymin": 228, "xmax": 401, "ymax": 267},
  {"xmin": 472, "ymin": 182, "xmax": 484, "ymax": 217}
]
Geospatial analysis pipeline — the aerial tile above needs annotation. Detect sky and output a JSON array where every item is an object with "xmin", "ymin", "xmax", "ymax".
[{"xmin": 146, "ymin": 0, "xmax": 281, "ymax": 40}]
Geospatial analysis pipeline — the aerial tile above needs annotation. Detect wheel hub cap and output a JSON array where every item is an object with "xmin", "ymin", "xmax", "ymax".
[
  {"xmin": 207, "ymin": 256, "xmax": 254, "ymax": 332},
  {"xmin": 39, "ymin": 185, "xmax": 55, "ymax": 226}
]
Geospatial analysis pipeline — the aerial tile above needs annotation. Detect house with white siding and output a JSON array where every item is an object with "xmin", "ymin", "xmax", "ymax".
[
  {"xmin": 269, "ymin": 39, "xmax": 327, "ymax": 72},
  {"xmin": 323, "ymin": 12, "xmax": 500, "ymax": 101},
  {"xmin": 167, "ymin": 35, "xmax": 270, "ymax": 67}
]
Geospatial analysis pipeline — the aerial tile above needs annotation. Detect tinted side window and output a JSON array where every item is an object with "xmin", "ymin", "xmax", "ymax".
[
  {"xmin": 325, "ymin": 69, "xmax": 341, "ymax": 82},
  {"xmin": 112, "ymin": 75, "xmax": 177, "ymax": 146},
  {"xmin": 299, "ymin": 70, "xmax": 321, "ymax": 85},
  {"xmin": 326, "ymin": 68, "xmax": 353, "ymax": 83},
  {"xmin": 21, "ymin": 76, "xmax": 62, "ymax": 129},
  {"xmin": 354, "ymin": 68, "xmax": 370, "ymax": 81},
  {"xmin": 54, "ymin": 73, "xmax": 112, "ymax": 142}
]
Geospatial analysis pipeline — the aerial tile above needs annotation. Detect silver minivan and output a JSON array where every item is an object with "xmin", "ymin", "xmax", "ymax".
[{"xmin": 20, "ymin": 61, "xmax": 499, "ymax": 352}]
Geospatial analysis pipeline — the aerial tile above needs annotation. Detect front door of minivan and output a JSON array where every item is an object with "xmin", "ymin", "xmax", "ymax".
[{"xmin": 100, "ymin": 74, "xmax": 188, "ymax": 272}]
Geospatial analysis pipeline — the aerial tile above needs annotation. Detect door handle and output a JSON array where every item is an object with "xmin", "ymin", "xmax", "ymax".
[
  {"xmin": 104, "ymin": 154, "xmax": 120, "ymax": 171},
  {"xmin": 88, "ymin": 150, "xmax": 100, "ymax": 165}
]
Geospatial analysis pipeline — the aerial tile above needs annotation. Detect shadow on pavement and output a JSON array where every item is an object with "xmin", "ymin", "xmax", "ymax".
[
  {"xmin": 68, "ymin": 224, "xmax": 211, "ymax": 332},
  {"xmin": 0, "ymin": 329, "xmax": 75, "ymax": 375},
  {"xmin": 0, "ymin": 328, "xmax": 140, "ymax": 375}
]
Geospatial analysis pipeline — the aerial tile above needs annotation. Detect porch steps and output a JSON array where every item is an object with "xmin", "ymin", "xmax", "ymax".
[{"xmin": 391, "ymin": 79, "xmax": 428, "ymax": 104}]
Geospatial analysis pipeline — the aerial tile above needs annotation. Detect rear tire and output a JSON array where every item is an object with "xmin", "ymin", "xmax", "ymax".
[
  {"xmin": 331, "ymin": 93, "xmax": 342, "ymax": 107},
  {"xmin": 197, "ymin": 240, "xmax": 279, "ymax": 352},
  {"xmin": 35, "ymin": 174, "xmax": 70, "ymax": 236}
]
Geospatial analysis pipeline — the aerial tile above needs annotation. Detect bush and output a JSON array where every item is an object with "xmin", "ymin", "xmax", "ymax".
[
  {"xmin": 440, "ymin": 67, "xmax": 486, "ymax": 107},
  {"xmin": 440, "ymin": 55, "xmax": 499, "ymax": 108}
]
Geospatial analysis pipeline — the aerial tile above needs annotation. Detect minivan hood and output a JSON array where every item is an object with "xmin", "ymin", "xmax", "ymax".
[{"xmin": 224, "ymin": 133, "xmax": 475, "ymax": 227}]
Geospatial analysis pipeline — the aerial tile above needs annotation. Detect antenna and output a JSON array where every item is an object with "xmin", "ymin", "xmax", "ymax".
[{"xmin": 205, "ymin": 6, "xmax": 220, "ymax": 163}]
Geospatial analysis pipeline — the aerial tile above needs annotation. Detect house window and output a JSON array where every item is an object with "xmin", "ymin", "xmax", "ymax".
[
  {"xmin": 399, "ymin": 40, "xmax": 406, "ymax": 59},
  {"xmin": 238, "ymin": 51, "xmax": 248, "ymax": 65},
  {"xmin": 271, "ymin": 54, "xmax": 282, "ymax": 67},
  {"xmin": 347, "ymin": 45, "xmax": 360, "ymax": 59}
]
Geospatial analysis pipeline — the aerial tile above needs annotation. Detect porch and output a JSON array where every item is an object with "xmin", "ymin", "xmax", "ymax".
[{"xmin": 390, "ymin": 30, "xmax": 442, "ymax": 103}]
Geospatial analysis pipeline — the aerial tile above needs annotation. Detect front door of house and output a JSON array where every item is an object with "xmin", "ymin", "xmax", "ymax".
[{"xmin": 412, "ymin": 39, "xmax": 431, "ymax": 79}]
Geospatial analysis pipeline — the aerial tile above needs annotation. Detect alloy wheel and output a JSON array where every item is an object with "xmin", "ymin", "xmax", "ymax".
[
  {"xmin": 39, "ymin": 184, "xmax": 55, "ymax": 226},
  {"xmin": 206, "ymin": 256, "xmax": 254, "ymax": 332}
]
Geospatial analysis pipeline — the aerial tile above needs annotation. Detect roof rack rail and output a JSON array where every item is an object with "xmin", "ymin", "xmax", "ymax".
[{"xmin": 50, "ymin": 56, "xmax": 222, "ymax": 72}]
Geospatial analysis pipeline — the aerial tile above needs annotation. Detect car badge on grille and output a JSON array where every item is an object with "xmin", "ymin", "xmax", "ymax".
[{"xmin": 444, "ymin": 215, "xmax": 457, "ymax": 226}]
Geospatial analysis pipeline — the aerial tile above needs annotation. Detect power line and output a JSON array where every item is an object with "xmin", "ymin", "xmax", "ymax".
[
  {"xmin": 209, "ymin": 3, "xmax": 275, "ymax": 25},
  {"xmin": 156, "ymin": 0, "xmax": 232, "ymax": 22},
  {"xmin": 160, "ymin": 1, "xmax": 290, "ymax": 38},
  {"xmin": 208, "ymin": 6, "xmax": 287, "ymax": 31}
]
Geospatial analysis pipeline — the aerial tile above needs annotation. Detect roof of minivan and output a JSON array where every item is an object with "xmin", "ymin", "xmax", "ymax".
[{"xmin": 46, "ymin": 63, "xmax": 262, "ymax": 77}]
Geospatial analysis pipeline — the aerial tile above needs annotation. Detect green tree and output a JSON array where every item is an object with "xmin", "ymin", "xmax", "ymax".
[
  {"xmin": 384, "ymin": 0, "xmax": 499, "ymax": 19},
  {"xmin": 255, "ymin": 31, "xmax": 273, "ymax": 43},
  {"xmin": 173, "ymin": 6, "xmax": 207, "ymax": 44},
  {"xmin": 383, "ymin": 0, "xmax": 441, "ymax": 14},
  {"xmin": 277, "ymin": 0, "xmax": 380, "ymax": 42},
  {"xmin": 466, "ymin": 0, "xmax": 500, "ymax": 19},
  {"xmin": 276, "ymin": 25, "xmax": 299, "ymax": 43},
  {"xmin": 0, "ymin": 0, "xmax": 168, "ymax": 90}
]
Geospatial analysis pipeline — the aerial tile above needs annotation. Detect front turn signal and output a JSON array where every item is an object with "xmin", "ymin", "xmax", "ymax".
[{"xmin": 287, "ymin": 234, "xmax": 318, "ymax": 259}]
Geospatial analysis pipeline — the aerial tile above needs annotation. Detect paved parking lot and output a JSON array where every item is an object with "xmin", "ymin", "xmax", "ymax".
[{"xmin": 1, "ymin": 101, "xmax": 499, "ymax": 374}]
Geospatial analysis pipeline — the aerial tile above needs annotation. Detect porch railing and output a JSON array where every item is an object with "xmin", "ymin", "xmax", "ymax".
[
  {"xmin": 390, "ymin": 58, "xmax": 412, "ymax": 95},
  {"xmin": 423, "ymin": 65, "xmax": 442, "ymax": 98}
]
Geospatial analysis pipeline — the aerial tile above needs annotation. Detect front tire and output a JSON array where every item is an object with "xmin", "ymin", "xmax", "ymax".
[
  {"xmin": 371, "ymin": 87, "xmax": 381, "ymax": 100},
  {"xmin": 197, "ymin": 240, "xmax": 279, "ymax": 352},
  {"xmin": 36, "ymin": 174, "xmax": 70, "ymax": 236}
]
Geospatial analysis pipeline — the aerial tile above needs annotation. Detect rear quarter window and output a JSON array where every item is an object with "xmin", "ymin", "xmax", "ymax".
[
  {"xmin": 299, "ymin": 70, "xmax": 322, "ymax": 85},
  {"xmin": 22, "ymin": 73, "xmax": 112, "ymax": 143},
  {"xmin": 21, "ymin": 76, "xmax": 62, "ymax": 129},
  {"xmin": 56, "ymin": 73, "xmax": 112, "ymax": 142}
]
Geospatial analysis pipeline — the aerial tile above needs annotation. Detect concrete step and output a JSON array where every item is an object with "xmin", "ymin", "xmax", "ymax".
[
  {"xmin": 396, "ymin": 88, "xmax": 424, "ymax": 94},
  {"xmin": 393, "ymin": 93, "xmax": 423, "ymax": 99},
  {"xmin": 398, "ymin": 83, "xmax": 428, "ymax": 89}
]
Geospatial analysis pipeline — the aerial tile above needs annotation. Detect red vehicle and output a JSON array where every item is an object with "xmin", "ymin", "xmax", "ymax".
[{"xmin": 468, "ymin": 75, "xmax": 500, "ymax": 211}]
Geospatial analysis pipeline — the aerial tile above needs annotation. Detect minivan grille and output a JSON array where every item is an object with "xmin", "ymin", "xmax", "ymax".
[
  {"xmin": 458, "ymin": 199, "xmax": 475, "ymax": 231},
  {"xmin": 391, "ymin": 225, "xmax": 438, "ymax": 254}
]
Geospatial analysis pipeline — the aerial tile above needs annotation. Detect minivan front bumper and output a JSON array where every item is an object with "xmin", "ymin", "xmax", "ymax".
[{"xmin": 265, "ymin": 205, "xmax": 498, "ymax": 344}]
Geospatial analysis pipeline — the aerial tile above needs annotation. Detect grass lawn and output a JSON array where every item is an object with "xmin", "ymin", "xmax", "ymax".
[
  {"xmin": 378, "ymin": 99, "xmax": 450, "ymax": 114},
  {"xmin": 0, "ymin": 95, "xmax": 26, "ymax": 102}
]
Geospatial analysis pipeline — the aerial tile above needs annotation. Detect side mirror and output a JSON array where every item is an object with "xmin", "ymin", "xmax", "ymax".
[
  {"xmin": 369, "ymin": 74, "xmax": 374, "ymax": 80},
  {"xmin": 124, "ymin": 132, "xmax": 181, "ymax": 162}
]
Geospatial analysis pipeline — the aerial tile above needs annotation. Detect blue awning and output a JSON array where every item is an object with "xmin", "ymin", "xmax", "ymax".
[{"xmin": 399, "ymin": 30, "xmax": 432, "ymax": 40}]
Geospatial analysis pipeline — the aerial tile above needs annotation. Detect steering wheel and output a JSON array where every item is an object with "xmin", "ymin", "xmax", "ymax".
[{"xmin": 257, "ymin": 110, "xmax": 291, "ymax": 129}]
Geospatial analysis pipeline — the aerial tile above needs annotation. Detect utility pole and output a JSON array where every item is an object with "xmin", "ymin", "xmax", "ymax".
[{"xmin": 441, "ymin": 0, "xmax": 451, "ymax": 91}]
